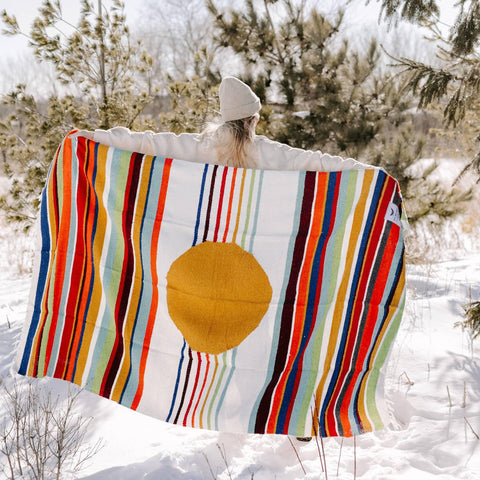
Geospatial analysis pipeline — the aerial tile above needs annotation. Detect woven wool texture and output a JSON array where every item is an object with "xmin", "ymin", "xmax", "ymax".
[{"xmin": 17, "ymin": 133, "xmax": 406, "ymax": 437}]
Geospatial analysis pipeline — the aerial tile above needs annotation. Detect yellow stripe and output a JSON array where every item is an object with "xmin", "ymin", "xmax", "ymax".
[
  {"xmin": 356, "ymin": 268, "xmax": 405, "ymax": 426},
  {"xmin": 111, "ymin": 156, "xmax": 153, "ymax": 402},
  {"xmin": 200, "ymin": 355, "xmax": 219, "ymax": 428},
  {"xmin": 73, "ymin": 144, "xmax": 109, "ymax": 383},
  {"xmin": 28, "ymin": 142, "xmax": 65, "ymax": 376},
  {"xmin": 231, "ymin": 169, "xmax": 247, "ymax": 244},
  {"xmin": 313, "ymin": 170, "xmax": 374, "ymax": 435}
]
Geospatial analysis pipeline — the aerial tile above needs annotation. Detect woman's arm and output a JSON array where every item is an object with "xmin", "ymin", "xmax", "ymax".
[
  {"xmin": 255, "ymin": 136, "xmax": 376, "ymax": 172},
  {"xmin": 73, "ymin": 126, "xmax": 215, "ymax": 164}
]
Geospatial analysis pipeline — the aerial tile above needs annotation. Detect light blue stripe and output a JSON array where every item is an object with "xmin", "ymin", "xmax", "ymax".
[
  {"xmin": 248, "ymin": 170, "xmax": 264, "ymax": 253},
  {"xmin": 215, "ymin": 349, "xmax": 237, "ymax": 430},
  {"xmin": 348, "ymin": 221, "xmax": 405, "ymax": 428},
  {"xmin": 248, "ymin": 171, "xmax": 305, "ymax": 432},
  {"xmin": 85, "ymin": 147, "xmax": 125, "ymax": 391},
  {"xmin": 120, "ymin": 156, "xmax": 165, "ymax": 406},
  {"xmin": 292, "ymin": 170, "xmax": 357, "ymax": 433},
  {"xmin": 46, "ymin": 138, "xmax": 80, "ymax": 376}
]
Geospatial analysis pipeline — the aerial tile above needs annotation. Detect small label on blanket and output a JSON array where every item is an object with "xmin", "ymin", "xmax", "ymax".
[{"xmin": 385, "ymin": 202, "xmax": 401, "ymax": 226}]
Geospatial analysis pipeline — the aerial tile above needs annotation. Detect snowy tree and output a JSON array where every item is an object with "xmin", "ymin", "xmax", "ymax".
[
  {"xmin": 206, "ymin": 0, "xmax": 472, "ymax": 223},
  {"xmin": 207, "ymin": 0, "xmax": 407, "ymax": 158},
  {"xmin": 376, "ymin": 0, "xmax": 480, "ymax": 180},
  {"xmin": 0, "ymin": 0, "xmax": 155, "ymax": 228}
]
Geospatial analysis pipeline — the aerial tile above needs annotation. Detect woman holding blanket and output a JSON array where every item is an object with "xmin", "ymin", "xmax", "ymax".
[
  {"xmin": 75, "ymin": 76, "xmax": 373, "ymax": 174},
  {"xmin": 73, "ymin": 76, "xmax": 376, "ymax": 443}
]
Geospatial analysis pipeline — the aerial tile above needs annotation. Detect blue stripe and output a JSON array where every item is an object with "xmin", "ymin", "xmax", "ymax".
[
  {"xmin": 18, "ymin": 184, "xmax": 52, "ymax": 375},
  {"xmin": 276, "ymin": 173, "xmax": 338, "ymax": 432},
  {"xmin": 319, "ymin": 169, "xmax": 385, "ymax": 436},
  {"xmin": 71, "ymin": 141, "xmax": 100, "ymax": 380},
  {"xmin": 166, "ymin": 340, "xmax": 187, "ymax": 422},
  {"xmin": 248, "ymin": 172, "xmax": 306, "ymax": 432},
  {"xmin": 351, "ymin": 239, "xmax": 405, "ymax": 429},
  {"xmin": 193, "ymin": 165, "xmax": 209, "ymax": 246},
  {"xmin": 215, "ymin": 349, "xmax": 238, "ymax": 430},
  {"xmin": 120, "ymin": 155, "xmax": 162, "ymax": 405}
]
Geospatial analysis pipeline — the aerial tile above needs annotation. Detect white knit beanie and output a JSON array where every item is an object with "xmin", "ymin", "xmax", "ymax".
[{"xmin": 219, "ymin": 76, "xmax": 261, "ymax": 122}]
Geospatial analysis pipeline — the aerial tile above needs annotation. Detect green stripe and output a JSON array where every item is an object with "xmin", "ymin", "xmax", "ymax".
[
  {"xmin": 248, "ymin": 170, "xmax": 264, "ymax": 253},
  {"xmin": 89, "ymin": 148, "xmax": 130, "ymax": 393},
  {"xmin": 207, "ymin": 352, "xmax": 228, "ymax": 430},
  {"xmin": 241, "ymin": 170, "xmax": 256, "ymax": 248},
  {"xmin": 248, "ymin": 172, "xmax": 306, "ymax": 432},
  {"xmin": 295, "ymin": 170, "xmax": 359, "ymax": 433},
  {"xmin": 215, "ymin": 348, "xmax": 238, "ymax": 430},
  {"xmin": 365, "ymin": 276, "xmax": 406, "ymax": 428}
]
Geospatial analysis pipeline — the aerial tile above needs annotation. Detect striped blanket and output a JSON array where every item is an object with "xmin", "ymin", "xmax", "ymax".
[{"xmin": 16, "ymin": 132, "xmax": 406, "ymax": 437}]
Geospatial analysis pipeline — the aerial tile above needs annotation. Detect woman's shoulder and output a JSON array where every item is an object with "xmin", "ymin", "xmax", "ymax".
[{"xmin": 253, "ymin": 135, "xmax": 375, "ymax": 172}]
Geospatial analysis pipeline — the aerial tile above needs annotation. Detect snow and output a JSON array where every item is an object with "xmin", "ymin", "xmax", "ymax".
[{"xmin": 1, "ymin": 219, "xmax": 479, "ymax": 479}]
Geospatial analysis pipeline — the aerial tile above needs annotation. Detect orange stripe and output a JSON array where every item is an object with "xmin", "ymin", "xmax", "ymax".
[
  {"xmin": 73, "ymin": 142, "xmax": 109, "ymax": 383},
  {"xmin": 267, "ymin": 174, "xmax": 327, "ymax": 431},
  {"xmin": 33, "ymin": 136, "xmax": 73, "ymax": 377},
  {"xmin": 222, "ymin": 168, "xmax": 237, "ymax": 243},
  {"xmin": 131, "ymin": 158, "xmax": 172, "ymax": 409},
  {"xmin": 65, "ymin": 139, "xmax": 97, "ymax": 380},
  {"xmin": 231, "ymin": 169, "xmax": 247, "ymax": 244},
  {"xmin": 313, "ymin": 170, "xmax": 375, "ymax": 436},
  {"xmin": 112, "ymin": 155, "xmax": 154, "ymax": 402}
]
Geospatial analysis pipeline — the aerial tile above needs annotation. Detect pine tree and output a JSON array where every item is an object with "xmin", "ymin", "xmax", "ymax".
[
  {"xmin": 207, "ymin": 0, "xmax": 405, "ymax": 158},
  {"xmin": 206, "ymin": 0, "xmax": 471, "ymax": 224},
  {"xmin": 366, "ymin": 123, "xmax": 473, "ymax": 224},
  {"xmin": 377, "ymin": 0, "xmax": 480, "ymax": 180},
  {"xmin": 0, "ymin": 0, "xmax": 154, "ymax": 228}
]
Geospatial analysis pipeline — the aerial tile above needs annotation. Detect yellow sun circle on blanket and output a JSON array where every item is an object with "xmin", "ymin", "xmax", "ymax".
[{"xmin": 166, "ymin": 241, "xmax": 272, "ymax": 355}]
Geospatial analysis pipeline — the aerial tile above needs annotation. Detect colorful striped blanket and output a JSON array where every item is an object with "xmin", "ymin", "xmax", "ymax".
[{"xmin": 16, "ymin": 132, "xmax": 406, "ymax": 437}]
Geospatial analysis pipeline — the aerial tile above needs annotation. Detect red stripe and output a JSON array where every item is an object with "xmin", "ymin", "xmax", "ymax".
[
  {"xmin": 101, "ymin": 152, "xmax": 143, "ymax": 398},
  {"xmin": 67, "ymin": 139, "xmax": 99, "ymax": 380},
  {"xmin": 52, "ymin": 136, "xmax": 82, "ymax": 379},
  {"xmin": 282, "ymin": 175, "xmax": 341, "ymax": 432},
  {"xmin": 131, "ymin": 158, "xmax": 172, "ymax": 409},
  {"xmin": 213, "ymin": 167, "xmax": 228, "ymax": 242},
  {"xmin": 31, "ymin": 143, "xmax": 63, "ymax": 376},
  {"xmin": 183, "ymin": 352, "xmax": 203, "ymax": 426},
  {"xmin": 222, "ymin": 169, "xmax": 237, "ymax": 243},
  {"xmin": 325, "ymin": 176, "xmax": 395, "ymax": 435}
]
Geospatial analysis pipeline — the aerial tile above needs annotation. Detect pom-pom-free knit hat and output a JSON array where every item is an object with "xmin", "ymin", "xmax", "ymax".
[{"xmin": 219, "ymin": 76, "xmax": 261, "ymax": 122}]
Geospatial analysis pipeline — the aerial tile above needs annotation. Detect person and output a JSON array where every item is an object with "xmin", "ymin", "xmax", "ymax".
[
  {"xmin": 74, "ymin": 76, "xmax": 375, "ymax": 174},
  {"xmin": 73, "ymin": 76, "xmax": 376, "ymax": 444}
]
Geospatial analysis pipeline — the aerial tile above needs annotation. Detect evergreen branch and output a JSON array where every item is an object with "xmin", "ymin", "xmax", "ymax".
[
  {"xmin": 263, "ymin": 0, "xmax": 286, "ymax": 65},
  {"xmin": 378, "ymin": 0, "xmax": 440, "ymax": 25}
]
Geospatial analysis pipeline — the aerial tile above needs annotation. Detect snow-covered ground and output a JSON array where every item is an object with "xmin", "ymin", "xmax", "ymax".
[{"xmin": 1, "ymin": 220, "xmax": 479, "ymax": 479}]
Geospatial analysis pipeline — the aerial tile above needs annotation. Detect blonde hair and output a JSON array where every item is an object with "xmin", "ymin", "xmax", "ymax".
[{"xmin": 201, "ymin": 114, "xmax": 259, "ymax": 169}]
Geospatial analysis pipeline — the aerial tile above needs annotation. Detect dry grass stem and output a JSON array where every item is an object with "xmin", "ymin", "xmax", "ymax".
[
  {"xmin": 287, "ymin": 436, "xmax": 306, "ymax": 475},
  {"xmin": 447, "ymin": 385, "xmax": 453, "ymax": 407},
  {"xmin": 464, "ymin": 417, "xmax": 479, "ymax": 440}
]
